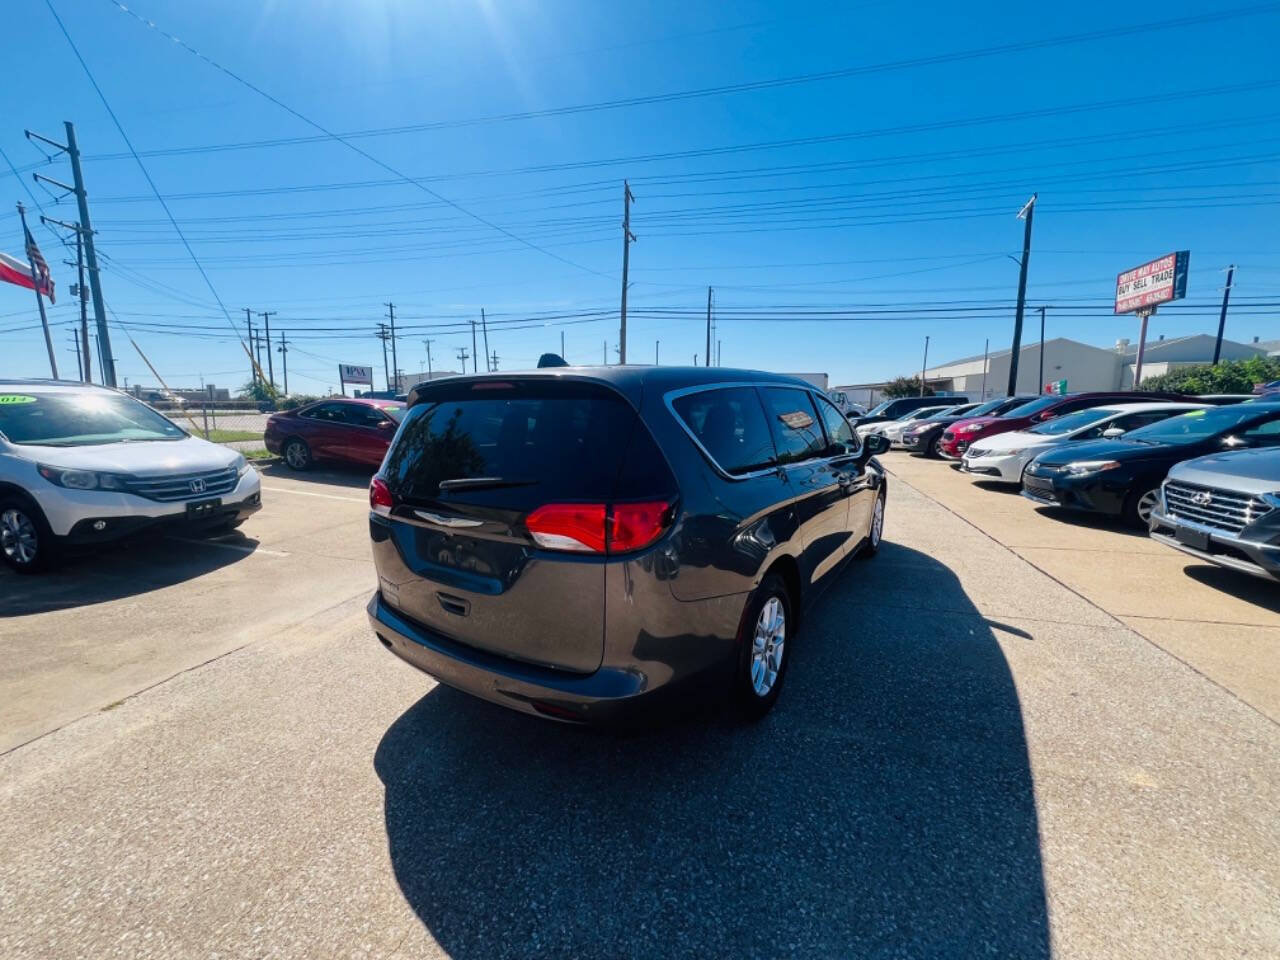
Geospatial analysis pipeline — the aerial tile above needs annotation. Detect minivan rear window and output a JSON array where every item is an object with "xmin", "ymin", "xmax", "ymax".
[
  {"xmin": 382, "ymin": 380, "xmax": 672, "ymax": 507},
  {"xmin": 671, "ymin": 386, "xmax": 776, "ymax": 476}
]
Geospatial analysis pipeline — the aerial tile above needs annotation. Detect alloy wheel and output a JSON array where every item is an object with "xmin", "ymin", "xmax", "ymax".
[
  {"xmin": 1136, "ymin": 489, "xmax": 1160, "ymax": 525},
  {"xmin": 750, "ymin": 597, "xmax": 786, "ymax": 697},
  {"xmin": 285, "ymin": 441, "xmax": 309, "ymax": 469},
  {"xmin": 870, "ymin": 495, "xmax": 885, "ymax": 547},
  {"xmin": 1, "ymin": 508, "xmax": 38, "ymax": 566}
]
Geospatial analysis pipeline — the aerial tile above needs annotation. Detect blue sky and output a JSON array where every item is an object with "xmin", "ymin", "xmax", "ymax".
[{"xmin": 2, "ymin": 0, "xmax": 1279, "ymax": 393}]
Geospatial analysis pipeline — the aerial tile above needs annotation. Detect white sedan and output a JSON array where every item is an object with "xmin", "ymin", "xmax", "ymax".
[
  {"xmin": 856, "ymin": 404, "xmax": 954, "ymax": 444},
  {"xmin": 958, "ymin": 402, "xmax": 1209, "ymax": 484}
]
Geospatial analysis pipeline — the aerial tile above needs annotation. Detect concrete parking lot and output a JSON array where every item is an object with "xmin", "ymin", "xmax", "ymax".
[{"xmin": 1, "ymin": 459, "xmax": 1277, "ymax": 958}]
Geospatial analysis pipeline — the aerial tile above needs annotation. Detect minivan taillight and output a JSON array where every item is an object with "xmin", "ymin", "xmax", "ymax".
[
  {"xmin": 370, "ymin": 476, "xmax": 394, "ymax": 517},
  {"xmin": 526, "ymin": 501, "xmax": 671, "ymax": 554}
]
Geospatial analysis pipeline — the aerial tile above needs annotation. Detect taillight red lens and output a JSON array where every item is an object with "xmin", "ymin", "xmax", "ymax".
[
  {"xmin": 525, "ymin": 501, "xmax": 672, "ymax": 554},
  {"xmin": 609, "ymin": 501, "xmax": 671, "ymax": 552},
  {"xmin": 370, "ymin": 476, "xmax": 394, "ymax": 517},
  {"xmin": 526, "ymin": 503, "xmax": 608, "ymax": 552}
]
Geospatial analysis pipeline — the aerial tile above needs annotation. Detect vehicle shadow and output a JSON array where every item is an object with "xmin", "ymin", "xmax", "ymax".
[
  {"xmin": 1031, "ymin": 505, "xmax": 1147, "ymax": 539},
  {"xmin": 1183, "ymin": 564, "xmax": 1280, "ymax": 614},
  {"xmin": 374, "ymin": 543, "xmax": 1050, "ymax": 958},
  {"xmin": 0, "ymin": 530, "xmax": 250, "ymax": 616},
  {"xmin": 973, "ymin": 479, "xmax": 1022, "ymax": 495},
  {"xmin": 257, "ymin": 461, "xmax": 375, "ymax": 489}
]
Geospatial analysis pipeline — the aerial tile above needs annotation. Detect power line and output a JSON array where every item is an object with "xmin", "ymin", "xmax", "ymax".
[{"xmin": 82, "ymin": 1, "xmax": 1280, "ymax": 161}]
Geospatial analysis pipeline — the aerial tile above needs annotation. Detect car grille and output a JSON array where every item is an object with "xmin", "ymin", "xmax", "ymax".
[
  {"xmin": 1023, "ymin": 475, "xmax": 1056, "ymax": 496},
  {"xmin": 126, "ymin": 466, "xmax": 240, "ymax": 502},
  {"xmin": 1164, "ymin": 481, "xmax": 1272, "ymax": 534}
]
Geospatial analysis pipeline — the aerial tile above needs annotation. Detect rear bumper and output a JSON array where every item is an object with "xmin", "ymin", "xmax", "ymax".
[
  {"xmin": 1149, "ymin": 510, "xmax": 1280, "ymax": 581},
  {"xmin": 368, "ymin": 592, "xmax": 731, "ymax": 724}
]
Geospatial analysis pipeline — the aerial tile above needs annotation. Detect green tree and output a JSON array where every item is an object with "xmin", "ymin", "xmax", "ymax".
[
  {"xmin": 881, "ymin": 376, "xmax": 934, "ymax": 399},
  {"xmin": 1138, "ymin": 356, "xmax": 1280, "ymax": 395},
  {"xmin": 237, "ymin": 378, "xmax": 279, "ymax": 402}
]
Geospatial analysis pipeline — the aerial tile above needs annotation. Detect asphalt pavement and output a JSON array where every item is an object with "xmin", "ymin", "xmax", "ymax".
[{"xmin": 0, "ymin": 463, "xmax": 1276, "ymax": 958}]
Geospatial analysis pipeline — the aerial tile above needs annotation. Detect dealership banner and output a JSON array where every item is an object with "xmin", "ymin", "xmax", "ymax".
[{"xmin": 1114, "ymin": 251, "xmax": 1190, "ymax": 314}]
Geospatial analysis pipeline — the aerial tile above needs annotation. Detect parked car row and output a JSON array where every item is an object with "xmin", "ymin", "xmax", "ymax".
[{"xmin": 869, "ymin": 389, "xmax": 1280, "ymax": 582}]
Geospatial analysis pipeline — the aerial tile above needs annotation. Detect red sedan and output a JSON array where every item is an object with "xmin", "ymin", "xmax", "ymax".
[
  {"xmin": 937, "ymin": 391, "xmax": 1189, "ymax": 459},
  {"xmin": 265, "ymin": 398, "xmax": 405, "ymax": 470}
]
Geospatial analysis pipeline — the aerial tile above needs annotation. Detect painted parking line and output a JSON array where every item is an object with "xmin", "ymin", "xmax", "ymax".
[{"xmin": 261, "ymin": 485, "xmax": 367, "ymax": 503}]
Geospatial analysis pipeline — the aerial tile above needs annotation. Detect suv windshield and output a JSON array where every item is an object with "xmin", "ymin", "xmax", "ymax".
[
  {"xmin": 1124, "ymin": 405, "xmax": 1275, "ymax": 444},
  {"xmin": 1028, "ymin": 408, "xmax": 1115, "ymax": 436},
  {"xmin": 0, "ymin": 391, "xmax": 186, "ymax": 446}
]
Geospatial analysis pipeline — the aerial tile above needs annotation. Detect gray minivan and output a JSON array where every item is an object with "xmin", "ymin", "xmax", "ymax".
[{"xmin": 366, "ymin": 366, "xmax": 889, "ymax": 723}]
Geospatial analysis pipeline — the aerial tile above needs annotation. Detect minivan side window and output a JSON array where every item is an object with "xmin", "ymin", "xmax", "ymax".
[
  {"xmin": 759, "ymin": 387, "xmax": 826, "ymax": 465},
  {"xmin": 671, "ymin": 387, "xmax": 777, "ymax": 477},
  {"xmin": 812, "ymin": 392, "xmax": 857, "ymax": 455}
]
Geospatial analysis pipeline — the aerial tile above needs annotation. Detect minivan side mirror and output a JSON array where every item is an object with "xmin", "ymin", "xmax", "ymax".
[
  {"xmin": 1102, "ymin": 426, "xmax": 1126, "ymax": 439},
  {"xmin": 377, "ymin": 418, "xmax": 396, "ymax": 429},
  {"xmin": 863, "ymin": 434, "xmax": 891, "ymax": 456}
]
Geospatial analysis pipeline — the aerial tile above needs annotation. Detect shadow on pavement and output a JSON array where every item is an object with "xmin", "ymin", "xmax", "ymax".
[
  {"xmin": 374, "ymin": 543, "xmax": 1050, "ymax": 958},
  {"xmin": 257, "ymin": 461, "xmax": 374, "ymax": 489},
  {"xmin": 1031, "ymin": 504, "xmax": 1147, "ymax": 539},
  {"xmin": 1183, "ymin": 563, "xmax": 1280, "ymax": 613},
  {"xmin": 0, "ymin": 530, "xmax": 251, "ymax": 615}
]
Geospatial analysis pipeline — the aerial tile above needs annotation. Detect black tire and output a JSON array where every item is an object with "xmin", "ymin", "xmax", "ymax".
[
  {"xmin": 927, "ymin": 434, "xmax": 943, "ymax": 458},
  {"xmin": 857, "ymin": 488, "xmax": 886, "ymax": 560},
  {"xmin": 733, "ymin": 573, "xmax": 794, "ymax": 720},
  {"xmin": 1123, "ymin": 485, "xmax": 1161, "ymax": 529},
  {"xmin": 0, "ymin": 494, "xmax": 58, "ymax": 574},
  {"xmin": 283, "ymin": 438, "xmax": 312, "ymax": 471}
]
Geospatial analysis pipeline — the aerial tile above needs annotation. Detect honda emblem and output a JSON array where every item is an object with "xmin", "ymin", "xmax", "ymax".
[
  {"xmin": 190, "ymin": 478, "xmax": 207, "ymax": 494},
  {"xmin": 1190, "ymin": 491, "xmax": 1212, "ymax": 507}
]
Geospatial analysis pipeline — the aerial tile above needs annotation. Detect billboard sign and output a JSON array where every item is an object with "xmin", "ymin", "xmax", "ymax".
[
  {"xmin": 338, "ymin": 364, "xmax": 373, "ymax": 385},
  {"xmin": 1114, "ymin": 251, "xmax": 1189, "ymax": 314}
]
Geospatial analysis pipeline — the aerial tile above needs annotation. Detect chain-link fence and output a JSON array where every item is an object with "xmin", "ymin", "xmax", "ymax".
[{"xmin": 153, "ymin": 400, "xmax": 272, "ymax": 452}]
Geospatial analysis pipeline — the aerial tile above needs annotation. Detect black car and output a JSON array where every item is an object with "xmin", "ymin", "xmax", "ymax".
[
  {"xmin": 847, "ymin": 394, "xmax": 968, "ymax": 431},
  {"xmin": 901, "ymin": 395, "xmax": 1038, "ymax": 457},
  {"xmin": 1021, "ymin": 402, "xmax": 1280, "ymax": 526},
  {"xmin": 367, "ymin": 367, "xmax": 890, "ymax": 723}
]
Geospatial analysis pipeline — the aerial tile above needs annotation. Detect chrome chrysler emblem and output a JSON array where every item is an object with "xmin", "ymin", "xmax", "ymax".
[
  {"xmin": 190, "ymin": 478, "xmax": 207, "ymax": 494},
  {"xmin": 1190, "ymin": 490, "xmax": 1212, "ymax": 506}
]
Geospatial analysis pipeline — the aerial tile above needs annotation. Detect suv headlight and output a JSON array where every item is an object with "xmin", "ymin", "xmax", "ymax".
[
  {"xmin": 1062, "ymin": 459, "xmax": 1121, "ymax": 477},
  {"xmin": 233, "ymin": 453, "xmax": 249, "ymax": 477},
  {"xmin": 37, "ymin": 465, "xmax": 130, "ymax": 491}
]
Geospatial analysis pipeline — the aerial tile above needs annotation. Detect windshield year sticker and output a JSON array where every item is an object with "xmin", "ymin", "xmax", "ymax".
[{"xmin": 0, "ymin": 395, "xmax": 37, "ymax": 404}]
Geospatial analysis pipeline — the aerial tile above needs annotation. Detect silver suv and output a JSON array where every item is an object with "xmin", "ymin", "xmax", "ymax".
[{"xmin": 1149, "ymin": 447, "xmax": 1280, "ymax": 581}]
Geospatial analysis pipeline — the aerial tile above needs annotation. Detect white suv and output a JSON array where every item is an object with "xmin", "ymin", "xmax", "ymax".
[{"xmin": 0, "ymin": 380, "xmax": 262, "ymax": 573}]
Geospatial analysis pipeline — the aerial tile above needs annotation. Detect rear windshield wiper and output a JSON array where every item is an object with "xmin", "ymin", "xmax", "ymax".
[{"xmin": 438, "ymin": 476, "xmax": 539, "ymax": 491}]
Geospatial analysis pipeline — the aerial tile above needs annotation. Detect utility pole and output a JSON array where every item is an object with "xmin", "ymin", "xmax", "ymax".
[
  {"xmin": 376, "ymin": 324, "xmax": 391, "ymax": 391},
  {"xmin": 920, "ymin": 335, "xmax": 930, "ymax": 396},
  {"xmin": 705, "ymin": 286, "xmax": 713, "ymax": 366},
  {"xmin": 694, "ymin": 353, "xmax": 698, "ymax": 366},
  {"xmin": 603, "ymin": 340, "xmax": 607, "ymax": 364},
  {"xmin": 481, "ymin": 308, "xmax": 490, "ymax": 373},
  {"xmin": 490, "ymin": 350, "xmax": 499, "ymax": 371},
  {"xmin": 15, "ymin": 204, "xmax": 56, "ymax": 378},
  {"xmin": 254, "ymin": 325, "xmax": 265, "ymax": 381},
  {"xmin": 717, "ymin": 339, "xmax": 722, "ymax": 367},
  {"xmin": 27, "ymin": 122, "xmax": 115, "ymax": 386},
  {"xmin": 457, "ymin": 347, "xmax": 470, "ymax": 372},
  {"xmin": 1006, "ymin": 193, "xmax": 1037, "ymax": 396},
  {"xmin": 655, "ymin": 340, "xmax": 660, "ymax": 365},
  {"xmin": 384, "ymin": 303, "xmax": 399, "ymax": 392},
  {"xmin": 258, "ymin": 311, "xmax": 276, "ymax": 390},
  {"xmin": 68, "ymin": 332, "xmax": 83, "ymax": 380},
  {"xmin": 1038, "ymin": 306, "xmax": 1046, "ymax": 390},
  {"xmin": 560, "ymin": 330, "xmax": 565, "ymax": 361},
  {"xmin": 1213, "ymin": 265, "xmax": 1236, "ymax": 365},
  {"xmin": 470, "ymin": 316, "xmax": 480, "ymax": 373},
  {"xmin": 45, "ymin": 213, "xmax": 92, "ymax": 383},
  {"xmin": 423, "ymin": 338, "xmax": 434, "ymax": 379},
  {"xmin": 981, "ymin": 338, "xmax": 990, "ymax": 399},
  {"xmin": 277, "ymin": 331, "xmax": 288, "ymax": 395},
  {"xmin": 619, "ymin": 180, "xmax": 635, "ymax": 364},
  {"xmin": 244, "ymin": 308, "xmax": 257, "ymax": 384}
]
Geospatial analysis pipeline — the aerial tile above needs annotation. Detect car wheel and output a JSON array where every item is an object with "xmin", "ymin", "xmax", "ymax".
[
  {"xmin": 1124, "ymin": 486, "xmax": 1161, "ymax": 529},
  {"xmin": 733, "ymin": 573, "xmax": 793, "ymax": 720},
  {"xmin": 283, "ymin": 438, "xmax": 311, "ymax": 471},
  {"xmin": 0, "ymin": 496, "xmax": 57, "ymax": 574},
  {"xmin": 858, "ymin": 488, "xmax": 886, "ymax": 559},
  {"xmin": 928, "ymin": 435, "xmax": 942, "ymax": 458}
]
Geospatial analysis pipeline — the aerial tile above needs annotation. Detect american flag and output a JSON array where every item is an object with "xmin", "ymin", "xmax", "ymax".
[{"xmin": 24, "ymin": 225, "xmax": 55, "ymax": 304}]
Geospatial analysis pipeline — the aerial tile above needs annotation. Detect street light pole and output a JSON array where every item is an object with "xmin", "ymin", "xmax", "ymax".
[
  {"xmin": 1007, "ymin": 193, "xmax": 1037, "ymax": 396},
  {"xmin": 920, "ymin": 335, "xmax": 930, "ymax": 396}
]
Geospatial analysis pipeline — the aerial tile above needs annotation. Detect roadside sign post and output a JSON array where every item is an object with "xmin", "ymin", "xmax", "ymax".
[
  {"xmin": 1114, "ymin": 251, "xmax": 1189, "ymax": 388},
  {"xmin": 338, "ymin": 364, "xmax": 373, "ymax": 398}
]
